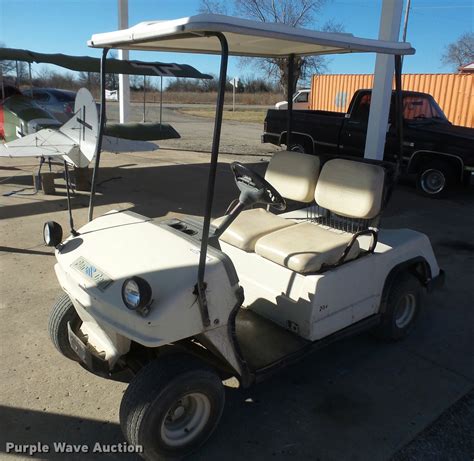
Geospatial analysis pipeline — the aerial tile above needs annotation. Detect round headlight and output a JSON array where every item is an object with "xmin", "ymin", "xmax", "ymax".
[
  {"xmin": 122, "ymin": 277, "xmax": 152, "ymax": 310},
  {"xmin": 43, "ymin": 221, "xmax": 63, "ymax": 247}
]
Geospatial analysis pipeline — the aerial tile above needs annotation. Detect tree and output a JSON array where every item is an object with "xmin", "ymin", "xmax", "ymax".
[
  {"xmin": 442, "ymin": 32, "xmax": 474, "ymax": 70},
  {"xmin": 199, "ymin": 0, "xmax": 343, "ymax": 96},
  {"xmin": 0, "ymin": 42, "xmax": 28, "ymax": 86}
]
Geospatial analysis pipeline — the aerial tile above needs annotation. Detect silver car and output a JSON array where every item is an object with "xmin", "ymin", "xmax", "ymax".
[{"xmin": 23, "ymin": 88, "xmax": 76, "ymax": 123}]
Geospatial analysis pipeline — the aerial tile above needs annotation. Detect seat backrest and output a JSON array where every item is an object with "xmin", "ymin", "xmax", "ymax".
[
  {"xmin": 265, "ymin": 151, "xmax": 320, "ymax": 203},
  {"xmin": 314, "ymin": 158, "xmax": 385, "ymax": 219}
]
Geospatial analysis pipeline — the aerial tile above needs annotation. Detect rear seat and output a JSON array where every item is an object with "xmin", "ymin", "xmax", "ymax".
[{"xmin": 213, "ymin": 151, "xmax": 320, "ymax": 252}]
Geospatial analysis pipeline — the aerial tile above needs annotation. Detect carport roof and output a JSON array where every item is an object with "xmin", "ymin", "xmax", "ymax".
[{"xmin": 88, "ymin": 14, "xmax": 415, "ymax": 57}]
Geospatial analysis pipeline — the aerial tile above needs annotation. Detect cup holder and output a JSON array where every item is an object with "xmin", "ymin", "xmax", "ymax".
[
  {"xmin": 169, "ymin": 221, "xmax": 198, "ymax": 236},
  {"xmin": 169, "ymin": 222, "xmax": 186, "ymax": 230}
]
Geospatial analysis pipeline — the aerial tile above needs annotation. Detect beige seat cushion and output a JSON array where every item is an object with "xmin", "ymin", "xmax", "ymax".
[
  {"xmin": 265, "ymin": 151, "xmax": 320, "ymax": 203},
  {"xmin": 255, "ymin": 222, "xmax": 360, "ymax": 273},
  {"xmin": 213, "ymin": 208, "xmax": 295, "ymax": 252},
  {"xmin": 315, "ymin": 158, "xmax": 385, "ymax": 219}
]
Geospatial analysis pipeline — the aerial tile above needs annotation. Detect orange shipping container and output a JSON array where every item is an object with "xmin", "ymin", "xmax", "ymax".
[{"xmin": 310, "ymin": 73, "xmax": 474, "ymax": 128}]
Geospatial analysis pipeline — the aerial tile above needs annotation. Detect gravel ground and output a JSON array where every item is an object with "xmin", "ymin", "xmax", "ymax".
[{"xmin": 393, "ymin": 389, "xmax": 474, "ymax": 461}]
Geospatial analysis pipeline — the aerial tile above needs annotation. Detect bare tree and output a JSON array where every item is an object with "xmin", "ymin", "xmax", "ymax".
[
  {"xmin": 442, "ymin": 32, "xmax": 474, "ymax": 70},
  {"xmin": 0, "ymin": 42, "xmax": 29, "ymax": 86},
  {"xmin": 199, "ymin": 0, "xmax": 343, "ymax": 95}
]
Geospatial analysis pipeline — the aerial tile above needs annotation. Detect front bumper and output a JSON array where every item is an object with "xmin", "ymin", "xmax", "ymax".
[
  {"xmin": 67, "ymin": 322, "xmax": 110, "ymax": 376},
  {"xmin": 426, "ymin": 269, "xmax": 445, "ymax": 293},
  {"xmin": 67, "ymin": 322, "xmax": 134, "ymax": 382},
  {"xmin": 261, "ymin": 133, "xmax": 280, "ymax": 145}
]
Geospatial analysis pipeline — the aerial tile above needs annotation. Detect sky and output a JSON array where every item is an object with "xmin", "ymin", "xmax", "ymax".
[{"xmin": 1, "ymin": 0, "xmax": 473, "ymax": 83}]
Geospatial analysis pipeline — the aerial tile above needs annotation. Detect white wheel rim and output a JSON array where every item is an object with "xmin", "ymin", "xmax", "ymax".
[
  {"xmin": 160, "ymin": 392, "xmax": 211, "ymax": 447},
  {"xmin": 290, "ymin": 144, "xmax": 305, "ymax": 153},
  {"xmin": 421, "ymin": 169, "xmax": 445, "ymax": 194},
  {"xmin": 395, "ymin": 293, "xmax": 416, "ymax": 329}
]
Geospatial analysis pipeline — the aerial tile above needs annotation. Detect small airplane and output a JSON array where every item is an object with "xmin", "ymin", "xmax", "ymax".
[
  {"xmin": 0, "ymin": 47, "xmax": 212, "ymax": 168},
  {"xmin": 0, "ymin": 87, "xmax": 158, "ymax": 168}
]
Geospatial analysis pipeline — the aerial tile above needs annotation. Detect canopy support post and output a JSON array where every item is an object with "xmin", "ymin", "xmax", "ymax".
[
  {"xmin": 394, "ymin": 54, "xmax": 404, "ymax": 174},
  {"xmin": 195, "ymin": 32, "xmax": 229, "ymax": 328},
  {"xmin": 87, "ymin": 47, "xmax": 110, "ymax": 222},
  {"xmin": 64, "ymin": 160, "xmax": 78, "ymax": 236},
  {"xmin": 286, "ymin": 54, "xmax": 295, "ymax": 149},
  {"xmin": 364, "ymin": 0, "xmax": 403, "ymax": 160}
]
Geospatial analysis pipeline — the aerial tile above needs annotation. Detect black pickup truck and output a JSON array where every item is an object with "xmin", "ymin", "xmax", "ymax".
[{"xmin": 262, "ymin": 89, "xmax": 474, "ymax": 197}]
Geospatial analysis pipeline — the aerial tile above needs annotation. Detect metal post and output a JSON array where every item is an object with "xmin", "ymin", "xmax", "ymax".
[
  {"xmin": 118, "ymin": 0, "xmax": 130, "ymax": 123},
  {"xmin": 28, "ymin": 63, "xmax": 33, "ymax": 91},
  {"xmin": 63, "ymin": 160, "xmax": 77, "ymax": 236},
  {"xmin": 87, "ymin": 47, "xmax": 110, "ymax": 222},
  {"xmin": 159, "ymin": 75, "xmax": 163, "ymax": 130},
  {"xmin": 401, "ymin": 0, "xmax": 411, "ymax": 65},
  {"xmin": 364, "ymin": 0, "xmax": 403, "ymax": 160},
  {"xmin": 286, "ymin": 54, "xmax": 295, "ymax": 149},
  {"xmin": 394, "ymin": 55, "xmax": 404, "ymax": 172},
  {"xmin": 143, "ymin": 75, "xmax": 146, "ymax": 122},
  {"xmin": 232, "ymin": 83, "xmax": 235, "ymax": 112},
  {"xmin": 196, "ymin": 32, "xmax": 229, "ymax": 327}
]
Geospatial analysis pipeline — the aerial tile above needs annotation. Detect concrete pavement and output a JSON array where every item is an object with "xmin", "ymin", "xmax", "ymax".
[{"xmin": 0, "ymin": 148, "xmax": 473, "ymax": 460}]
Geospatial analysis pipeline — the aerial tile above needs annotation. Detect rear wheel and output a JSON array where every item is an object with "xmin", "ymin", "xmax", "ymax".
[
  {"xmin": 374, "ymin": 273, "xmax": 423, "ymax": 341},
  {"xmin": 48, "ymin": 292, "xmax": 81, "ymax": 361},
  {"xmin": 120, "ymin": 354, "xmax": 225, "ymax": 460},
  {"xmin": 416, "ymin": 160, "xmax": 457, "ymax": 198}
]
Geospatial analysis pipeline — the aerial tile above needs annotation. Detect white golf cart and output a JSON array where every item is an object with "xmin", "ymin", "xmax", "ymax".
[{"xmin": 44, "ymin": 15, "xmax": 444, "ymax": 461}]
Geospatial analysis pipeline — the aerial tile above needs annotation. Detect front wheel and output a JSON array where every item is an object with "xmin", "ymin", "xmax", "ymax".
[
  {"xmin": 48, "ymin": 292, "xmax": 81, "ymax": 361},
  {"xmin": 120, "ymin": 354, "xmax": 225, "ymax": 460}
]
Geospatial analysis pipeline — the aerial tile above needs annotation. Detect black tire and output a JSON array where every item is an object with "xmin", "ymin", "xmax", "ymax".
[
  {"xmin": 374, "ymin": 273, "xmax": 423, "ymax": 341},
  {"xmin": 120, "ymin": 354, "xmax": 225, "ymax": 461},
  {"xmin": 416, "ymin": 160, "xmax": 458, "ymax": 198},
  {"xmin": 48, "ymin": 292, "xmax": 81, "ymax": 361}
]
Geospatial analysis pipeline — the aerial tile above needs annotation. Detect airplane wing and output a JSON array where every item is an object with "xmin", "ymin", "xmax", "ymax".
[
  {"xmin": 102, "ymin": 136, "xmax": 158, "ymax": 153},
  {"xmin": 0, "ymin": 128, "xmax": 77, "ymax": 158}
]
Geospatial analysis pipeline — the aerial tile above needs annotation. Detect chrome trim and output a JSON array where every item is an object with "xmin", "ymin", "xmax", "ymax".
[{"xmin": 408, "ymin": 150, "xmax": 465, "ymax": 180}]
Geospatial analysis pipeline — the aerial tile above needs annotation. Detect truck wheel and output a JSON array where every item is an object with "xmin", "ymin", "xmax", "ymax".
[
  {"xmin": 48, "ymin": 292, "xmax": 81, "ymax": 361},
  {"xmin": 416, "ymin": 160, "xmax": 457, "ymax": 198},
  {"xmin": 120, "ymin": 354, "xmax": 225, "ymax": 460},
  {"xmin": 289, "ymin": 143, "xmax": 307, "ymax": 153},
  {"xmin": 374, "ymin": 273, "xmax": 423, "ymax": 341}
]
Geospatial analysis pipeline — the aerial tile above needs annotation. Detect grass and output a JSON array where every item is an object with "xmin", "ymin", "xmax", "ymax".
[
  {"xmin": 177, "ymin": 107, "xmax": 268, "ymax": 123},
  {"xmin": 129, "ymin": 90, "xmax": 284, "ymax": 106}
]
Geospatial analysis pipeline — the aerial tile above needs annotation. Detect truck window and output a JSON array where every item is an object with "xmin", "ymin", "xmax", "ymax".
[
  {"xmin": 295, "ymin": 91, "xmax": 309, "ymax": 103},
  {"xmin": 351, "ymin": 93, "xmax": 371, "ymax": 122},
  {"xmin": 402, "ymin": 95, "xmax": 447, "ymax": 121}
]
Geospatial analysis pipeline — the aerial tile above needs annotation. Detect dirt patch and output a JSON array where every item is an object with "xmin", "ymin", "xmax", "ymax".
[{"xmin": 177, "ymin": 108, "xmax": 268, "ymax": 124}]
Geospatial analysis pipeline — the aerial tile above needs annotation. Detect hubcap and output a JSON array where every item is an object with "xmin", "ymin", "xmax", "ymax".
[
  {"xmin": 290, "ymin": 144, "xmax": 305, "ymax": 153},
  {"xmin": 421, "ymin": 169, "xmax": 445, "ymax": 194},
  {"xmin": 395, "ymin": 293, "xmax": 416, "ymax": 329},
  {"xmin": 161, "ymin": 392, "xmax": 211, "ymax": 447}
]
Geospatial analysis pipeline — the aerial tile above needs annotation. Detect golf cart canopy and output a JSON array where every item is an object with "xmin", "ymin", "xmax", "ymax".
[{"xmin": 88, "ymin": 14, "xmax": 415, "ymax": 57}]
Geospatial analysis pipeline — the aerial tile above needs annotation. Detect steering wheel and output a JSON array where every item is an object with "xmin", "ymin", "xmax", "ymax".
[{"xmin": 230, "ymin": 162, "xmax": 286, "ymax": 210}]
